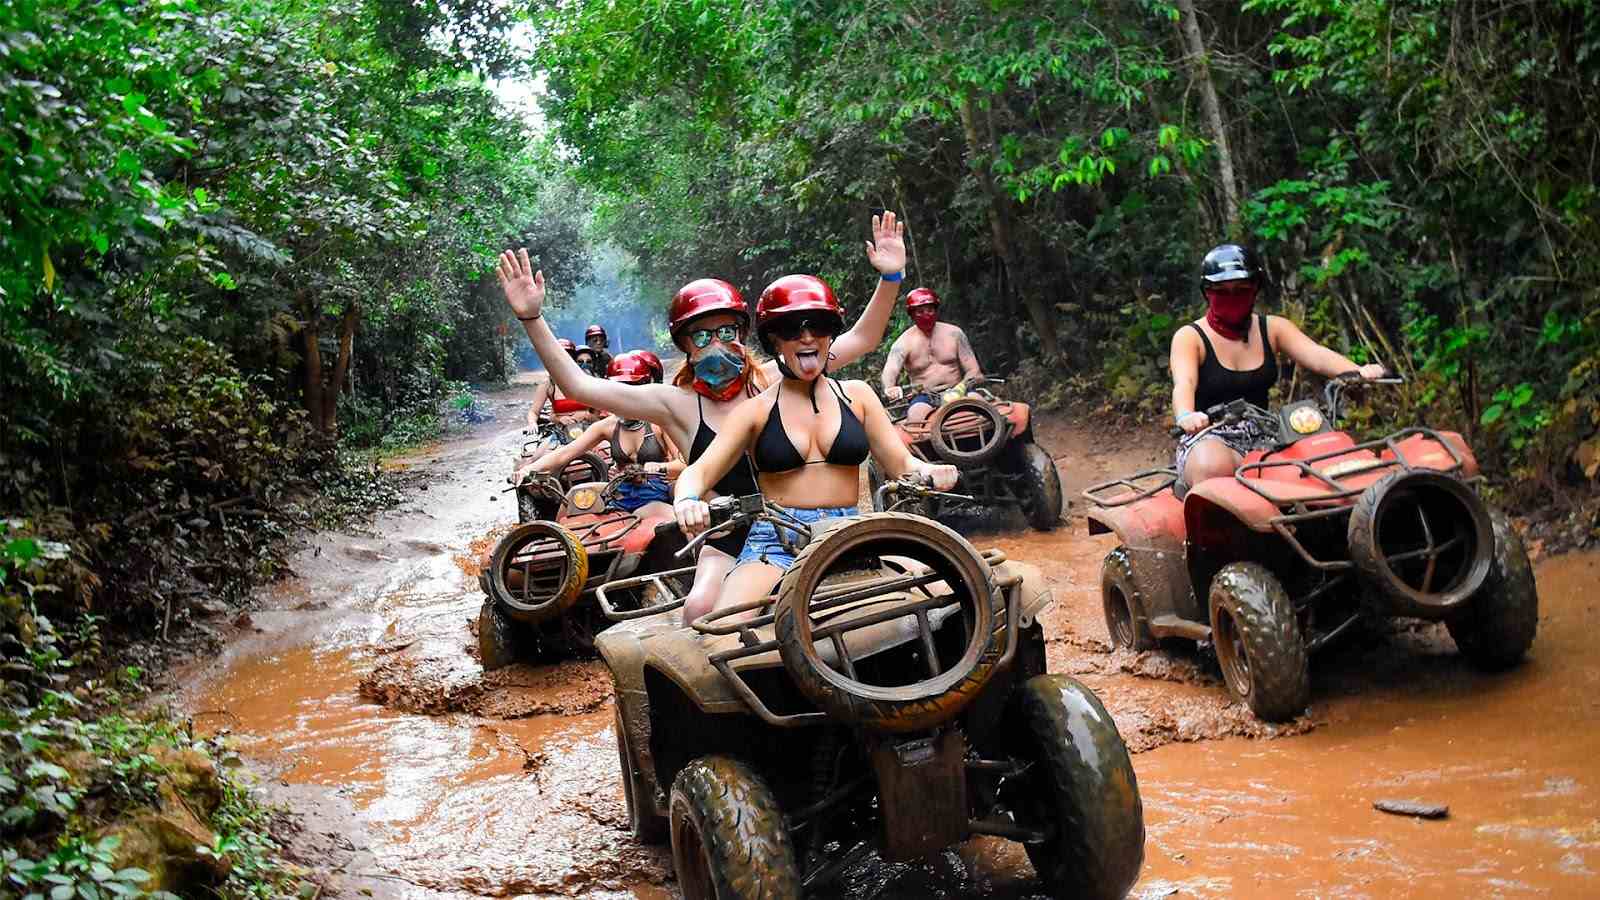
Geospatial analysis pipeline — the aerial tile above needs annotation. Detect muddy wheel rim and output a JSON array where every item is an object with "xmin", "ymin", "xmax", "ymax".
[
  {"xmin": 1214, "ymin": 606, "xmax": 1252, "ymax": 698},
  {"xmin": 674, "ymin": 817, "xmax": 714, "ymax": 900},
  {"xmin": 1107, "ymin": 586, "xmax": 1135, "ymax": 648}
]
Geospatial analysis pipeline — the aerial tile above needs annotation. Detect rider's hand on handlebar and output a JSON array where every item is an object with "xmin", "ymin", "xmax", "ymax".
[
  {"xmin": 674, "ymin": 497, "xmax": 711, "ymax": 537},
  {"xmin": 884, "ymin": 385, "xmax": 903, "ymax": 401},
  {"xmin": 1177, "ymin": 410, "xmax": 1210, "ymax": 435},
  {"xmin": 1358, "ymin": 363, "xmax": 1386, "ymax": 381},
  {"xmin": 914, "ymin": 462, "xmax": 960, "ymax": 492}
]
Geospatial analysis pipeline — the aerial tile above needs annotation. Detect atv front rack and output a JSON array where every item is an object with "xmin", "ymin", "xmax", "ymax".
[
  {"xmin": 693, "ymin": 548, "xmax": 1022, "ymax": 728},
  {"xmin": 1081, "ymin": 468, "xmax": 1179, "ymax": 508},
  {"xmin": 1238, "ymin": 426, "xmax": 1472, "ymax": 572}
]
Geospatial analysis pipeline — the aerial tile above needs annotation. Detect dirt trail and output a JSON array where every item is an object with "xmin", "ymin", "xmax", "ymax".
[{"xmin": 180, "ymin": 389, "xmax": 1600, "ymax": 898}]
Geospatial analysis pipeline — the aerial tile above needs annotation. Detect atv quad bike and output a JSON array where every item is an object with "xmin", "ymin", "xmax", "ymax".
[
  {"xmin": 868, "ymin": 378, "xmax": 1063, "ymax": 530},
  {"xmin": 595, "ymin": 483, "xmax": 1143, "ymax": 899},
  {"xmin": 478, "ymin": 467, "xmax": 689, "ymax": 668},
  {"xmin": 1082, "ymin": 373, "xmax": 1538, "ymax": 722}
]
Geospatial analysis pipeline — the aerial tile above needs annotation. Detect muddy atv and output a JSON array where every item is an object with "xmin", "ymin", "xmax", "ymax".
[
  {"xmin": 1083, "ymin": 373, "xmax": 1538, "ymax": 722},
  {"xmin": 868, "ymin": 378, "xmax": 1063, "ymax": 530},
  {"xmin": 595, "ymin": 483, "xmax": 1143, "ymax": 899},
  {"xmin": 478, "ymin": 467, "xmax": 690, "ymax": 668}
]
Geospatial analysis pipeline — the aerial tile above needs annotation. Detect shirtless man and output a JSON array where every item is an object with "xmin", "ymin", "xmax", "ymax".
[{"xmin": 880, "ymin": 287, "xmax": 984, "ymax": 422}]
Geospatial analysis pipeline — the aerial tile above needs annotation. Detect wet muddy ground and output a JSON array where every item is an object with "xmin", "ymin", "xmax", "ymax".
[{"xmin": 179, "ymin": 387, "xmax": 1600, "ymax": 898}]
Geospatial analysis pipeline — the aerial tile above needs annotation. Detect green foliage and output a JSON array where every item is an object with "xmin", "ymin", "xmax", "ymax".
[
  {"xmin": 2, "ymin": 536, "xmax": 292, "ymax": 899},
  {"xmin": 533, "ymin": 0, "xmax": 1600, "ymax": 496}
]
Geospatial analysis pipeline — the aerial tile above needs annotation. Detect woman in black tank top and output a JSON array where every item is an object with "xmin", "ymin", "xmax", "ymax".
[
  {"xmin": 671, "ymin": 275, "xmax": 960, "ymax": 622},
  {"xmin": 1170, "ymin": 244, "xmax": 1387, "ymax": 496}
]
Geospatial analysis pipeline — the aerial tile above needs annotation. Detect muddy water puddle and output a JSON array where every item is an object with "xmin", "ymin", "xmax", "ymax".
[{"xmin": 180, "ymin": 403, "xmax": 1600, "ymax": 898}]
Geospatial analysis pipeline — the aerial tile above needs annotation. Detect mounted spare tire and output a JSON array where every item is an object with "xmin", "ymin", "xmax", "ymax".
[
  {"xmin": 487, "ymin": 521, "xmax": 589, "ymax": 625},
  {"xmin": 773, "ymin": 512, "xmax": 1001, "ymax": 733},
  {"xmin": 1348, "ymin": 470, "xmax": 1494, "ymax": 617},
  {"xmin": 927, "ymin": 398, "xmax": 1009, "ymax": 465}
]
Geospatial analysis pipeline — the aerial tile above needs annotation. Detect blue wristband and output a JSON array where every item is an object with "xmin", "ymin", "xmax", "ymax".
[
  {"xmin": 677, "ymin": 494, "xmax": 699, "ymax": 503},
  {"xmin": 880, "ymin": 271, "xmax": 904, "ymax": 283}
]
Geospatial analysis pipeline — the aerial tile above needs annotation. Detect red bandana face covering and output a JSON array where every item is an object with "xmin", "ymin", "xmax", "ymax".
[
  {"xmin": 910, "ymin": 308, "xmax": 939, "ymax": 335},
  {"xmin": 1204, "ymin": 284, "xmax": 1257, "ymax": 341}
]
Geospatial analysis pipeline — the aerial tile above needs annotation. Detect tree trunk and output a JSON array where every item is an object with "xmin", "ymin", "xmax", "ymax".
[
  {"xmin": 300, "ymin": 293, "xmax": 325, "ymax": 433},
  {"xmin": 322, "ymin": 302, "xmax": 358, "ymax": 433},
  {"xmin": 959, "ymin": 95, "xmax": 1062, "ymax": 358},
  {"xmin": 1176, "ymin": 0, "xmax": 1241, "ymax": 237}
]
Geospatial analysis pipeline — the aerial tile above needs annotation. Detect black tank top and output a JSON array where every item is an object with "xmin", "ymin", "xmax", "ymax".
[
  {"xmin": 611, "ymin": 420, "xmax": 666, "ymax": 466},
  {"xmin": 753, "ymin": 378, "xmax": 871, "ymax": 473},
  {"xmin": 1190, "ymin": 315, "xmax": 1278, "ymax": 412},
  {"xmin": 689, "ymin": 395, "xmax": 759, "ymax": 497}
]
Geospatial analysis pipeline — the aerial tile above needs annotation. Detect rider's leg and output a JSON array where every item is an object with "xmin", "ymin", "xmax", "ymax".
[
  {"xmin": 906, "ymin": 400, "xmax": 935, "ymax": 423},
  {"xmin": 715, "ymin": 561, "xmax": 785, "ymax": 622},
  {"xmin": 681, "ymin": 546, "xmax": 736, "ymax": 626},
  {"xmin": 1178, "ymin": 438, "xmax": 1243, "ymax": 495},
  {"xmin": 633, "ymin": 500, "xmax": 674, "ymax": 520}
]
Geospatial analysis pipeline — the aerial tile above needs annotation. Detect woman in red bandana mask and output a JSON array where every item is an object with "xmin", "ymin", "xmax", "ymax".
[
  {"xmin": 1170, "ymin": 243, "xmax": 1386, "ymax": 497},
  {"xmin": 497, "ymin": 212, "xmax": 909, "ymax": 621}
]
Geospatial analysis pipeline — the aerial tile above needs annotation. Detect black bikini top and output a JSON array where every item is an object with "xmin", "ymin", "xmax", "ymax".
[
  {"xmin": 754, "ymin": 378, "xmax": 871, "ymax": 473},
  {"xmin": 690, "ymin": 395, "xmax": 759, "ymax": 498},
  {"xmin": 611, "ymin": 420, "xmax": 667, "ymax": 466}
]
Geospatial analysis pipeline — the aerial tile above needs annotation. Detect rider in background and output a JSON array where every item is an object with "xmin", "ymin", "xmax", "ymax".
[
  {"xmin": 527, "ymin": 350, "xmax": 680, "ymax": 518},
  {"xmin": 880, "ymin": 287, "xmax": 985, "ymax": 422},
  {"xmin": 584, "ymin": 323, "xmax": 614, "ymax": 375},
  {"xmin": 496, "ymin": 211, "xmax": 911, "ymax": 622},
  {"xmin": 523, "ymin": 338, "xmax": 599, "ymax": 455},
  {"xmin": 1171, "ymin": 243, "xmax": 1385, "ymax": 497},
  {"xmin": 673, "ymin": 275, "xmax": 959, "ymax": 621}
]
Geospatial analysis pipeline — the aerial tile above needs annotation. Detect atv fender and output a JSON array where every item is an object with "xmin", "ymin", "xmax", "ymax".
[
  {"xmin": 1084, "ymin": 492, "xmax": 1198, "ymax": 624},
  {"xmin": 1003, "ymin": 401, "xmax": 1031, "ymax": 439}
]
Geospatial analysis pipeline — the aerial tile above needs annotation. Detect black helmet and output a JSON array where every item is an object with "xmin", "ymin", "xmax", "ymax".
[{"xmin": 1201, "ymin": 244, "xmax": 1263, "ymax": 286}]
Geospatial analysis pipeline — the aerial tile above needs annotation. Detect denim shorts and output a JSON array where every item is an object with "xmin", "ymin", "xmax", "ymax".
[
  {"xmin": 612, "ymin": 476, "xmax": 672, "ymax": 513},
  {"xmin": 1173, "ymin": 419, "xmax": 1273, "ymax": 497},
  {"xmin": 736, "ymin": 505, "xmax": 858, "ymax": 570}
]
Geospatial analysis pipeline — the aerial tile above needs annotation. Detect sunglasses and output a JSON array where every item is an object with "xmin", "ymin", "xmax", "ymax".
[
  {"xmin": 767, "ymin": 315, "xmax": 842, "ymax": 342},
  {"xmin": 687, "ymin": 324, "xmax": 741, "ymax": 349}
]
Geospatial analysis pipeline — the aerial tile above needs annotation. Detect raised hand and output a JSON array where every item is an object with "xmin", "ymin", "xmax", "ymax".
[
  {"xmin": 864, "ymin": 211, "xmax": 907, "ymax": 275},
  {"xmin": 496, "ymin": 248, "xmax": 545, "ymax": 320}
]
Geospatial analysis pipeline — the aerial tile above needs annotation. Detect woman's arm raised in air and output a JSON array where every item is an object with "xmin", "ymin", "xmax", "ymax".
[
  {"xmin": 828, "ymin": 212, "xmax": 908, "ymax": 367},
  {"xmin": 1270, "ymin": 317, "xmax": 1384, "ymax": 380},
  {"xmin": 497, "ymin": 249, "xmax": 686, "ymax": 427},
  {"xmin": 531, "ymin": 416, "xmax": 613, "ymax": 475}
]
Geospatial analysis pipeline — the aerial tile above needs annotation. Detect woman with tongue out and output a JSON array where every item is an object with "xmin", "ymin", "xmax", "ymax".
[
  {"xmin": 671, "ymin": 274, "xmax": 960, "ymax": 621},
  {"xmin": 496, "ymin": 213, "xmax": 911, "ymax": 624},
  {"xmin": 1170, "ymin": 243, "xmax": 1386, "ymax": 497}
]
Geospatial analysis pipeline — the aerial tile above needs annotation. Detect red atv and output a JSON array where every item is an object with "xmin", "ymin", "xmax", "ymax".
[
  {"xmin": 868, "ymin": 378, "xmax": 1063, "ymax": 530},
  {"xmin": 1083, "ymin": 373, "xmax": 1538, "ymax": 721},
  {"xmin": 478, "ymin": 466, "xmax": 690, "ymax": 668}
]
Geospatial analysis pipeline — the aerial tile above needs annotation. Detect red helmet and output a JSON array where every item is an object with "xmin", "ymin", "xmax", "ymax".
[
  {"xmin": 556, "ymin": 338, "xmax": 579, "ymax": 356},
  {"xmin": 669, "ymin": 278, "xmax": 748, "ymax": 338},
  {"xmin": 756, "ymin": 275, "xmax": 843, "ymax": 351},
  {"xmin": 585, "ymin": 323, "xmax": 608, "ymax": 344},
  {"xmin": 906, "ymin": 287, "xmax": 940, "ymax": 309},
  {"xmin": 632, "ymin": 350, "xmax": 665, "ymax": 383},
  {"xmin": 607, "ymin": 351, "xmax": 657, "ymax": 384}
]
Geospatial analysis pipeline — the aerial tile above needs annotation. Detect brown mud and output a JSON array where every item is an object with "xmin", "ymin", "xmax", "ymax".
[{"xmin": 178, "ymin": 386, "xmax": 1600, "ymax": 898}]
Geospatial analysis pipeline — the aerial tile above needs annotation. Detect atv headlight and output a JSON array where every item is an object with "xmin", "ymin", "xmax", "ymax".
[
  {"xmin": 570, "ymin": 488, "xmax": 600, "ymax": 511},
  {"xmin": 567, "ymin": 424, "xmax": 585, "ymax": 440},
  {"xmin": 1288, "ymin": 406, "xmax": 1324, "ymax": 434},
  {"xmin": 941, "ymin": 386, "xmax": 966, "ymax": 404}
]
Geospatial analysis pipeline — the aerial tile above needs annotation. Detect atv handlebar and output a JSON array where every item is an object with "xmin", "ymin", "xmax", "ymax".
[
  {"xmin": 1171, "ymin": 371, "xmax": 1407, "ymax": 439},
  {"xmin": 873, "ymin": 475, "xmax": 976, "ymax": 511}
]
